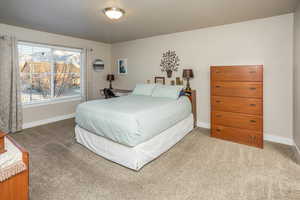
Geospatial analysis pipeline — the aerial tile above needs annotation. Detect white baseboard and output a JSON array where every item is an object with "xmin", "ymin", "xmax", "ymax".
[
  {"xmin": 263, "ymin": 134, "xmax": 294, "ymax": 146},
  {"xmin": 197, "ymin": 122, "xmax": 210, "ymax": 129},
  {"xmin": 196, "ymin": 121, "xmax": 294, "ymax": 146},
  {"xmin": 22, "ymin": 113, "xmax": 75, "ymax": 129}
]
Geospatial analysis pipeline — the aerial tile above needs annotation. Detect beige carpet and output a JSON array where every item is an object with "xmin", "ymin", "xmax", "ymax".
[{"xmin": 11, "ymin": 119, "xmax": 300, "ymax": 200}]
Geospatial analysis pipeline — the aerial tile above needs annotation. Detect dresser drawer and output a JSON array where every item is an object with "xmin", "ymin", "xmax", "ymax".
[
  {"xmin": 211, "ymin": 82, "xmax": 262, "ymax": 98},
  {"xmin": 211, "ymin": 125, "xmax": 263, "ymax": 148},
  {"xmin": 211, "ymin": 96, "xmax": 262, "ymax": 115},
  {"xmin": 211, "ymin": 66, "xmax": 263, "ymax": 82},
  {"xmin": 212, "ymin": 111, "xmax": 262, "ymax": 131}
]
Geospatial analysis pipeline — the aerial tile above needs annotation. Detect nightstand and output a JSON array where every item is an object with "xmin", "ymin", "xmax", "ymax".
[
  {"xmin": 185, "ymin": 90, "xmax": 197, "ymax": 128},
  {"xmin": 100, "ymin": 88, "xmax": 132, "ymax": 98}
]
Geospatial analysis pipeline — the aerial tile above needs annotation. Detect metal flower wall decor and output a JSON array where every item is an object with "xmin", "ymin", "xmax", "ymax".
[{"xmin": 160, "ymin": 50, "xmax": 180, "ymax": 78}]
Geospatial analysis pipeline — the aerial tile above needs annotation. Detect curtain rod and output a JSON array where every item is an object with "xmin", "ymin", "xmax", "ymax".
[
  {"xmin": 18, "ymin": 39, "xmax": 91, "ymax": 51},
  {"xmin": 0, "ymin": 37, "xmax": 93, "ymax": 51}
]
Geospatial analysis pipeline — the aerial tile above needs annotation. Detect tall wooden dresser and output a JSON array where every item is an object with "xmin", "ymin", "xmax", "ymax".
[{"xmin": 211, "ymin": 65, "xmax": 263, "ymax": 148}]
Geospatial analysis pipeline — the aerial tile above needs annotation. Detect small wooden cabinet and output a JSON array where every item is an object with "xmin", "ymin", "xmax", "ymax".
[{"xmin": 211, "ymin": 65, "xmax": 263, "ymax": 148}]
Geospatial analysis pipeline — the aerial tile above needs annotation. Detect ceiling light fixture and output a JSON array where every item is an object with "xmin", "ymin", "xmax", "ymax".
[{"xmin": 103, "ymin": 7, "xmax": 125, "ymax": 20}]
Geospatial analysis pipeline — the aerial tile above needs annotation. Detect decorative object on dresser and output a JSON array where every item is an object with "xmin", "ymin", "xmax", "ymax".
[
  {"xmin": 183, "ymin": 69, "xmax": 194, "ymax": 91},
  {"xmin": 211, "ymin": 65, "xmax": 263, "ymax": 148},
  {"xmin": 185, "ymin": 90, "xmax": 197, "ymax": 128},
  {"xmin": 154, "ymin": 76, "xmax": 165, "ymax": 85},
  {"xmin": 106, "ymin": 74, "xmax": 115, "ymax": 89},
  {"xmin": 0, "ymin": 132, "xmax": 6, "ymax": 154},
  {"xmin": 160, "ymin": 50, "xmax": 180, "ymax": 78},
  {"xmin": 0, "ymin": 134, "xmax": 29, "ymax": 200}
]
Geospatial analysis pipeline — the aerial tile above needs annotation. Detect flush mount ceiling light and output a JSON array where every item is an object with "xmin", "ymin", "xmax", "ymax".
[{"xmin": 103, "ymin": 7, "xmax": 125, "ymax": 20}]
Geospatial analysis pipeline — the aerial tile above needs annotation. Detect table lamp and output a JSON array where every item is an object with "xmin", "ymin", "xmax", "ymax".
[
  {"xmin": 106, "ymin": 74, "xmax": 115, "ymax": 89},
  {"xmin": 182, "ymin": 69, "xmax": 194, "ymax": 91}
]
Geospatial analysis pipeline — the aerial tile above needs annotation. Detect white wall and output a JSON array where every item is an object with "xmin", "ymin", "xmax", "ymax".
[
  {"xmin": 294, "ymin": 4, "xmax": 300, "ymax": 148},
  {"xmin": 0, "ymin": 23, "xmax": 111, "ymax": 124},
  {"xmin": 112, "ymin": 14, "xmax": 294, "ymax": 141}
]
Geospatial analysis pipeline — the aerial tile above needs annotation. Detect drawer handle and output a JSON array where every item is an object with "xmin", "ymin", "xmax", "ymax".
[
  {"xmin": 216, "ymin": 100, "xmax": 221, "ymax": 103},
  {"xmin": 249, "ymin": 87, "xmax": 256, "ymax": 90},
  {"xmin": 216, "ymin": 115, "xmax": 222, "ymax": 117},
  {"xmin": 216, "ymin": 71, "xmax": 221, "ymax": 73},
  {"xmin": 249, "ymin": 71, "xmax": 256, "ymax": 74},
  {"xmin": 216, "ymin": 129, "xmax": 221, "ymax": 132},
  {"xmin": 249, "ymin": 136, "xmax": 258, "ymax": 144},
  {"xmin": 249, "ymin": 104, "xmax": 256, "ymax": 107},
  {"xmin": 250, "ymin": 120, "xmax": 256, "ymax": 123},
  {"xmin": 216, "ymin": 85, "xmax": 221, "ymax": 88}
]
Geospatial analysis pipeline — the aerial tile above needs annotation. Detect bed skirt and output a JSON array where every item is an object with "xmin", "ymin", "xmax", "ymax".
[{"xmin": 75, "ymin": 114, "xmax": 194, "ymax": 171}]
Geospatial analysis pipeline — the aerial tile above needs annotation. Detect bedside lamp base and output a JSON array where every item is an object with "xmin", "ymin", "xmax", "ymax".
[{"xmin": 185, "ymin": 78, "xmax": 192, "ymax": 91}]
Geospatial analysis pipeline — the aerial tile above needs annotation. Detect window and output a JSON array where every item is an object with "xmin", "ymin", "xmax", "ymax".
[{"xmin": 18, "ymin": 42, "xmax": 83, "ymax": 105}]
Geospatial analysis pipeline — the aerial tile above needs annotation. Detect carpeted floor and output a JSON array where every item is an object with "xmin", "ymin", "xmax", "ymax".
[{"xmin": 11, "ymin": 119, "xmax": 300, "ymax": 200}]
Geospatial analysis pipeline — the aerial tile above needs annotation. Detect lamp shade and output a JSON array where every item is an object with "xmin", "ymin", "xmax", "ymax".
[
  {"xmin": 107, "ymin": 74, "xmax": 115, "ymax": 81},
  {"xmin": 182, "ymin": 69, "xmax": 194, "ymax": 79}
]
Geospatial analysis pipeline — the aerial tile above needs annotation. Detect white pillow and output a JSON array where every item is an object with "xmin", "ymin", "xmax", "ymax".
[
  {"xmin": 152, "ymin": 85, "xmax": 184, "ymax": 99},
  {"xmin": 132, "ymin": 84, "xmax": 157, "ymax": 96}
]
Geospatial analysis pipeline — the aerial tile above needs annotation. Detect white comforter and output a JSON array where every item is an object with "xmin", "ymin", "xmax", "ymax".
[{"xmin": 75, "ymin": 95, "xmax": 191, "ymax": 147}]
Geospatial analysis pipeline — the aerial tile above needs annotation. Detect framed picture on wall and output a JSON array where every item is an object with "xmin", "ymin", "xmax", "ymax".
[
  {"xmin": 154, "ymin": 76, "xmax": 165, "ymax": 85},
  {"xmin": 117, "ymin": 59, "xmax": 128, "ymax": 75}
]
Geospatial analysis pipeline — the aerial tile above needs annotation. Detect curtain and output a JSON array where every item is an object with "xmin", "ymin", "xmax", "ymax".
[
  {"xmin": 0, "ymin": 36, "xmax": 23, "ymax": 133},
  {"xmin": 82, "ymin": 48, "xmax": 91, "ymax": 102}
]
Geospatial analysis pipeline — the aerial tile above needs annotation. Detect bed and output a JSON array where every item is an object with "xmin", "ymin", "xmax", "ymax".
[{"xmin": 75, "ymin": 84, "xmax": 195, "ymax": 170}]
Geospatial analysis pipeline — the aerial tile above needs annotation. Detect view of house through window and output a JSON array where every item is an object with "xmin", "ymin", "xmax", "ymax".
[{"xmin": 18, "ymin": 42, "xmax": 82, "ymax": 104}]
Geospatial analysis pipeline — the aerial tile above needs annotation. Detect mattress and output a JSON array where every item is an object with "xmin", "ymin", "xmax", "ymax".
[
  {"xmin": 75, "ymin": 114, "xmax": 194, "ymax": 171},
  {"xmin": 75, "ymin": 95, "xmax": 191, "ymax": 147}
]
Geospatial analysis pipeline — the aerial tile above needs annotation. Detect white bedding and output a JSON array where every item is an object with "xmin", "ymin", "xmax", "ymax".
[
  {"xmin": 75, "ymin": 114, "xmax": 194, "ymax": 171},
  {"xmin": 75, "ymin": 95, "xmax": 191, "ymax": 147}
]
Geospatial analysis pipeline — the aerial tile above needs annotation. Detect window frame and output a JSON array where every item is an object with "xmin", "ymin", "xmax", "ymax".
[{"xmin": 18, "ymin": 41, "xmax": 85, "ymax": 108}]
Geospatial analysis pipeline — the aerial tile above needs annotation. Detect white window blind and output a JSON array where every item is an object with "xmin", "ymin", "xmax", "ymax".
[{"xmin": 18, "ymin": 42, "xmax": 83, "ymax": 105}]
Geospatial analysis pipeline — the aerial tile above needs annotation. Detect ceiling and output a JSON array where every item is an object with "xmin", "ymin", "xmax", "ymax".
[{"xmin": 0, "ymin": 0, "xmax": 298, "ymax": 43}]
